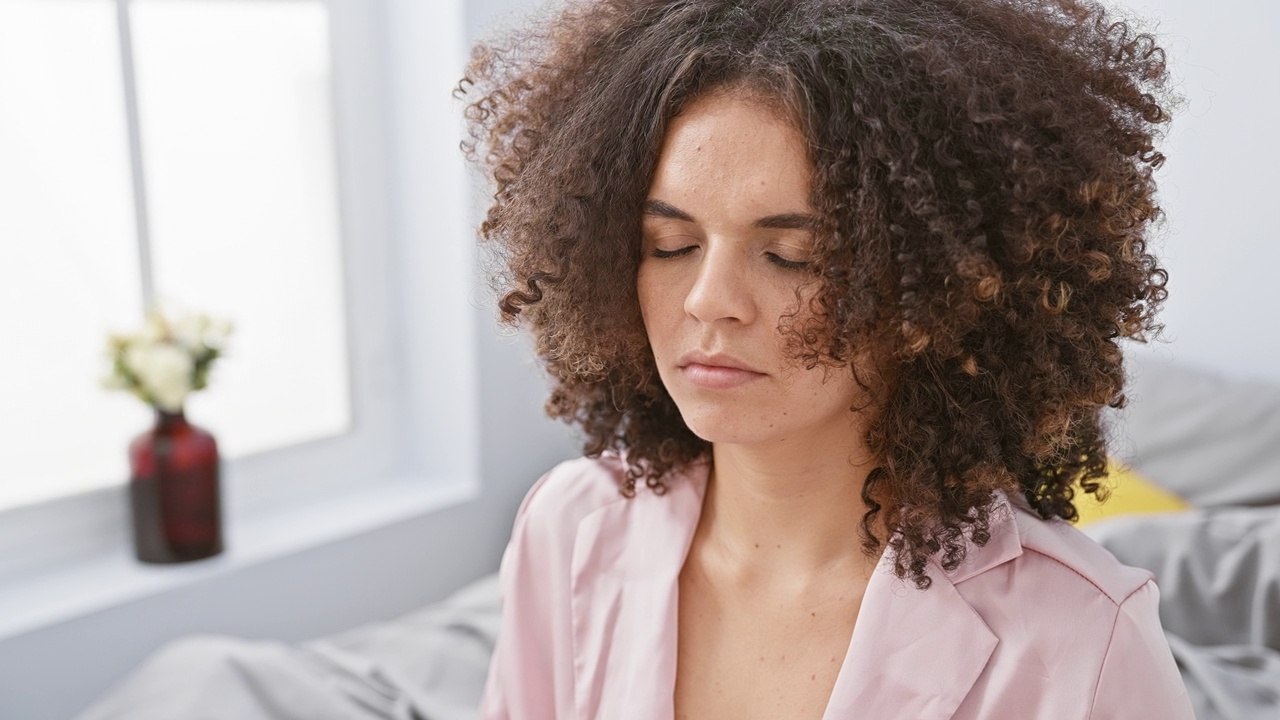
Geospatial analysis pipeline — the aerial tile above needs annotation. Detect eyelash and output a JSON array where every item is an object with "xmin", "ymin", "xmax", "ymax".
[
  {"xmin": 649, "ymin": 247, "xmax": 813, "ymax": 272},
  {"xmin": 649, "ymin": 247, "xmax": 694, "ymax": 261}
]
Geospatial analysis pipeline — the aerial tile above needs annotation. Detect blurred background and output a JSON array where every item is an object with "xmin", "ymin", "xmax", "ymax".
[{"xmin": 0, "ymin": 0, "xmax": 1275, "ymax": 718}]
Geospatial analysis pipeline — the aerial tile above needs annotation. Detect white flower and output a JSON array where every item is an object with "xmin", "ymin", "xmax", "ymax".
[
  {"xmin": 204, "ymin": 318, "xmax": 234, "ymax": 349},
  {"xmin": 172, "ymin": 313, "xmax": 209, "ymax": 351},
  {"xmin": 125, "ymin": 343, "xmax": 194, "ymax": 412},
  {"xmin": 140, "ymin": 310, "xmax": 170, "ymax": 344},
  {"xmin": 102, "ymin": 305, "xmax": 232, "ymax": 412},
  {"xmin": 100, "ymin": 372, "xmax": 131, "ymax": 390}
]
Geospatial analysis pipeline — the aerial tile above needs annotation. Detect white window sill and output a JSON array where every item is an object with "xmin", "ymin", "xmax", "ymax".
[{"xmin": 0, "ymin": 474, "xmax": 479, "ymax": 643}]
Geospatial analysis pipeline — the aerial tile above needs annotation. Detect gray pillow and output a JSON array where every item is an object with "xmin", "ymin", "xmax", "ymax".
[{"xmin": 1104, "ymin": 347, "xmax": 1280, "ymax": 507}]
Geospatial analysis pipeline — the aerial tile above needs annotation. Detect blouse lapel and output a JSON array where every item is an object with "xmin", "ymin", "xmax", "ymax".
[
  {"xmin": 568, "ymin": 457, "xmax": 1024, "ymax": 720},
  {"xmin": 568, "ymin": 457, "xmax": 710, "ymax": 720},
  {"xmin": 822, "ymin": 495, "xmax": 1023, "ymax": 719}
]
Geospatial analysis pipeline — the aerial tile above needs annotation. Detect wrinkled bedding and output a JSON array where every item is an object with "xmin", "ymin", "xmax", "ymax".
[
  {"xmin": 1084, "ymin": 507, "xmax": 1280, "ymax": 720},
  {"xmin": 75, "ymin": 508, "xmax": 1280, "ymax": 720},
  {"xmin": 75, "ymin": 573, "xmax": 501, "ymax": 720},
  {"xmin": 75, "ymin": 357, "xmax": 1280, "ymax": 719}
]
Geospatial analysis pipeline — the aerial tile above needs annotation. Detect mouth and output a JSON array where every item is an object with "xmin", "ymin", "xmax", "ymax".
[
  {"xmin": 678, "ymin": 352, "xmax": 766, "ymax": 389},
  {"xmin": 676, "ymin": 351, "xmax": 763, "ymax": 374}
]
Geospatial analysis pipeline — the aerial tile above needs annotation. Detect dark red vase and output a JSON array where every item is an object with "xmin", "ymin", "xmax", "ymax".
[{"xmin": 127, "ymin": 406, "xmax": 224, "ymax": 563}]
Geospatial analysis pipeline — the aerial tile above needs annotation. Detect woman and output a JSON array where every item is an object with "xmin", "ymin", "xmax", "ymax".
[{"xmin": 459, "ymin": 0, "xmax": 1193, "ymax": 717}]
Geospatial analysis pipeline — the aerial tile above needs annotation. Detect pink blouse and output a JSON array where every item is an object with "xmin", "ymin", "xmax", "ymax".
[{"xmin": 478, "ymin": 452, "xmax": 1193, "ymax": 719}]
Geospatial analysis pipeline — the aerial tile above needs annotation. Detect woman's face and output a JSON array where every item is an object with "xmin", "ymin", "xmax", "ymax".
[{"xmin": 637, "ymin": 90, "xmax": 869, "ymax": 448}]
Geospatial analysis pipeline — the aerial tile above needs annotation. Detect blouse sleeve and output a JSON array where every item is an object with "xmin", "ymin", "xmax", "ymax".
[
  {"xmin": 476, "ymin": 471, "xmax": 561, "ymax": 720},
  {"xmin": 1088, "ymin": 578, "xmax": 1195, "ymax": 720}
]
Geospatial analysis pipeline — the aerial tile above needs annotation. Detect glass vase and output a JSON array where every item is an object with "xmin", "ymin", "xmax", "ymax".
[{"xmin": 127, "ymin": 406, "xmax": 224, "ymax": 563}]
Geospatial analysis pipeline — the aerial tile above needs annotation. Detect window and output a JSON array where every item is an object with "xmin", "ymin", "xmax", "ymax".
[
  {"xmin": 0, "ymin": 0, "xmax": 351, "ymax": 513},
  {"xmin": 0, "ymin": 0, "xmax": 476, "ymax": 579}
]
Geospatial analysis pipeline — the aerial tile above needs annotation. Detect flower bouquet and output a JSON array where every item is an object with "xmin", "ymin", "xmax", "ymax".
[{"xmin": 102, "ymin": 303, "xmax": 235, "ymax": 563}]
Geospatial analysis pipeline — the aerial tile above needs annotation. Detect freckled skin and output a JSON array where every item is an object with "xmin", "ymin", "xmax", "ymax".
[
  {"xmin": 636, "ymin": 92, "xmax": 869, "ymax": 450},
  {"xmin": 660, "ymin": 91, "xmax": 871, "ymax": 720}
]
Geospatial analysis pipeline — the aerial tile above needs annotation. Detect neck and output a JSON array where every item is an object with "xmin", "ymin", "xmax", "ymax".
[{"xmin": 692, "ymin": 428, "xmax": 882, "ymax": 591}]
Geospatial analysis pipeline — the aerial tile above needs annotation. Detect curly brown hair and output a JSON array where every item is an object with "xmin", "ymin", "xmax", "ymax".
[{"xmin": 457, "ymin": 0, "xmax": 1179, "ymax": 590}]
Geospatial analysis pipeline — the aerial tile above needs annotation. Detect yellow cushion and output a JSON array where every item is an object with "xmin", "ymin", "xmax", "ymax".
[{"xmin": 1069, "ymin": 460, "xmax": 1192, "ymax": 527}]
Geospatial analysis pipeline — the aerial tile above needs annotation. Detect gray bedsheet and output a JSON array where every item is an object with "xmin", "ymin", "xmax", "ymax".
[
  {"xmin": 74, "ymin": 573, "xmax": 501, "ymax": 720},
  {"xmin": 1084, "ymin": 506, "xmax": 1280, "ymax": 720},
  {"xmin": 78, "ymin": 508, "xmax": 1280, "ymax": 720}
]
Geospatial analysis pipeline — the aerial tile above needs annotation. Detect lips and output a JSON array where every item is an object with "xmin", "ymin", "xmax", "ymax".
[
  {"xmin": 674, "ymin": 350, "xmax": 767, "ymax": 390},
  {"xmin": 676, "ymin": 350, "xmax": 763, "ymax": 374}
]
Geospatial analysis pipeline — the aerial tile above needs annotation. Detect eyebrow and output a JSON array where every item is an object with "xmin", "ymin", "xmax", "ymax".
[{"xmin": 642, "ymin": 199, "xmax": 820, "ymax": 231}]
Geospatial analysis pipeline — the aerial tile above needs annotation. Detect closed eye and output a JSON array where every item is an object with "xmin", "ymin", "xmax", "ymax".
[
  {"xmin": 766, "ymin": 253, "xmax": 813, "ymax": 271},
  {"xmin": 649, "ymin": 247, "xmax": 695, "ymax": 259}
]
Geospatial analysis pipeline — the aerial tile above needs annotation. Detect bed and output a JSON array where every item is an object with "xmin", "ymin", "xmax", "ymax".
[{"xmin": 74, "ymin": 352, "xmax": 1280, "ymax": 720}]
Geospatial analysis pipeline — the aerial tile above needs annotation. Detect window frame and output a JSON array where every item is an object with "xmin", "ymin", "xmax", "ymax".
[{"xmin": 0, "ymin": 0, "xmax": 478, "ymax": 599}]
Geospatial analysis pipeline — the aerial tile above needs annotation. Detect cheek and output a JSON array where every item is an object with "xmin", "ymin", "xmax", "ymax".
[
  {"xmin": 636, "ymin": 267, "xmax": 676, "ymax": 328},
  {"xmin": 635, "ymin": 278, "xmax": 664, "ymax": 355},
  {"xmin": 635, "ymin": 271, "xmax": 655, "ymax": 327},
  {"xmin": 784, "ymin": 283, "xmax": 820, "ymax": 319},
  {"xmin": 785, "ymin": 365, "xmax": 859, "ymax": 404}
]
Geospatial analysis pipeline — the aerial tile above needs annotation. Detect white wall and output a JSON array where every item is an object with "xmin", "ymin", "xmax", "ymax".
[{"xmin": 1118, "ymin": 0, "xmax": 1280, "ymax": 384}]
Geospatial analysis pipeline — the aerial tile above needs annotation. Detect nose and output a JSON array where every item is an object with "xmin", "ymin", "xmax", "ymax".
[{"xmin": 683, "ymin": 239, "xmax": 757, "ymax": 324}]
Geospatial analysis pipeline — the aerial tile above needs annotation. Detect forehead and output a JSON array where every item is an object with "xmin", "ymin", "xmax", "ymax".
[{"xmin": 647, "ymin": 90, "xmax": 814, "ymax": 218}]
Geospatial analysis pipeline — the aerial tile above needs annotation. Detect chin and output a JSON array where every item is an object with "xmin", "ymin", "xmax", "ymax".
[{"xmin": 678, "ymin": 408, "xmax": 781, "ymax": 446}]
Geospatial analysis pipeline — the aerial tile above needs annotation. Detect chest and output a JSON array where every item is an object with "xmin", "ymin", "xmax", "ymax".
[{"xmin": 672, "ymin": 567, "xmax": 865, "ymax": 720}]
